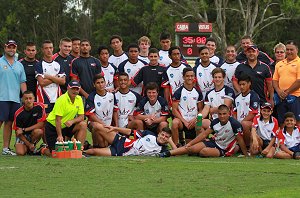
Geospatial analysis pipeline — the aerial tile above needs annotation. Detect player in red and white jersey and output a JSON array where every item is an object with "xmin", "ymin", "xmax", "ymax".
[
  {"xmin": 171, "ymin": 67, "xmax": 203, "ymax": 145},
  {"xmin": 133, "ymin": 82, "xmax": 169, "ymax": 133},
  {"xmin": 35, "ymin": 40, "xmax": 66, "ymax": 114},
  {"xmin": 85, "ymin": 126, "xmax": 174, "ymax": 156},
  {"xmin": 250, "ymin": 102, "xmax": 278, "ymax": 157},
  {"xmin": 98, "ymin": 45, "xmax": 117, "ymax": 92},
  {"xmin": 118, "ymin": 43, "xmax": 147, "ymax": 95},
  {"xmin": 115, "ymin": 72, "xmax": 141, "ymax": 128},
  {"xmin": 161, "ymin": 46, "xmax": 191, "ymax": 106},
  {"xmin": 108, "ymin": 35, "xmax": 128, "ymax": 68},
  {"xmin": 193, "ymin": 46, "xmax": 218, "ymax": 98},
  {"xmin": 233, "ymin": 74, "xmax": 260, "ymax": 146},
  {"xmin": 275, "ymin": 112, "xmax": 300, "ymax": 159},
  {"xmin": 159, "ymin": 105, "xmax": 248, "ymax": 158},
  {"xmin": 220, "ymin": 45, "xmax": 240, "ymax": 93},
  {"xmin": 85, "ymin": 74, "xmax": 118, "ymax": 148}
]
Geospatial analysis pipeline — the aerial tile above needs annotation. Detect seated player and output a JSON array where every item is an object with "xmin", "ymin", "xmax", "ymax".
[
  {"xmin": 159, "ymin": 105, "xmax": 249, "ymax": 158},
  {"xmin": 45, "ymin": 80, "xmax": 87, "ymax": 152},
  {"xmin": 171, "ymin": 67, "xmax": 203, "ymax": 145},
  {"xmin": 201, "ymin": 68, "xmax": 235, "ymax": 132},
  {"xmin": 85, "ymin": 126, "xmax": 174, "ymax": 156},
  {"xmin": 85, "ymin": 74, "xmax": 118, "ymax": 148},
  {"xmin": 250, "ymin": 102, "xmax": 279, "ymax": 157},
  {"xmin": 274, "ymin": 112, "xmax": 300, "ymax": 159},
  {"xmin": 13, "ymin": 91, "xmax": 46, "ymax": 155},
  {"xmin": 115, "ymin": 72, "xmax": 141, "ymax": 128},
  {"xmin": 132, "ymin": 82, "xmax": 169, "ymax": 133},
  {"xmin": 233, "ymin": 74, "xmax": 260, "ymax": 146}
]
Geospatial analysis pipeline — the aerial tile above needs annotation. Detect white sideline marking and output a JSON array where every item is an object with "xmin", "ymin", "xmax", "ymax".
[{"xmin": 0, "ymin": 166, "xmax": 17, "ymax": 170}]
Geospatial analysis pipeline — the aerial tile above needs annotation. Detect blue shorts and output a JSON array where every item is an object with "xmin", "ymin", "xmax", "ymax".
[
  {"xmin": 277, "ymin": 97, "xmax": 300, "ymax": 124},
  {"xmin": 289, "ymin": 144, "xmax": 300, "ymax": 152},
  {"xmin": 16, "ymin": 133, "xmax": 32, "ymax": 144},
  {"xmin": 0, "ymin": 101, "xmax": 20, "ymax": 121},
  {"xmin": 203, "ymin": 139, "xmax": 226, "ymax": 157},
  {"xmin": 109, "ymin": 134, "xmax": 126, "ymax": 156}
]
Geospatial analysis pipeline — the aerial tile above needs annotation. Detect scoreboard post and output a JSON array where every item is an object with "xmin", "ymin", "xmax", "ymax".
[{"xmin": 175, "ymin": 22, "xmax": 212, "ymax": 60}]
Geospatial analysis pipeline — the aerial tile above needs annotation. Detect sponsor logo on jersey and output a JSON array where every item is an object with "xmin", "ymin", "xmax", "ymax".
[{"xmin": 128, "ymin": 100, "xmax": 134, "ymax": 103}]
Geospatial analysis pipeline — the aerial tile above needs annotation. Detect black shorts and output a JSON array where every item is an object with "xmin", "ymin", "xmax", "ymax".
[
  {"xmin": 109, "ymin": 134, "xmax": 126, "ymax": 156},
  {"xmin": 203, "ymin": 139, "xmax": 226, "ymax": 157},
  {"xmin": 262, "ymin": 139, "xmax": 272, "ymax": 149},
  {"xmin": 45, "ymin": 121, "xmax": 75, "ymax": 151},
  {"xmin": 183, "ymin": 126, "xmax": 196, "ymax": 140}
]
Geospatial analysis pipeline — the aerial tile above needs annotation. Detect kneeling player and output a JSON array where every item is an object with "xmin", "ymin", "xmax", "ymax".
[
  {"xmin": 13, "ymin": 91, "xmax": 46, "ymax": 155},
  {"xmin": 160, "ymin": 105, "xmax": 248, "ymax": 157},
  {"xmin": 274, "ymin": 112, "xmax": 300, "ymax": 159},
  {"xmin": 85, "ymin": 126, "xmax": 175, "ymax": 156},
  {"xmin": 250, "ymin": 102, "xmax": 278, "ymax": 157}
]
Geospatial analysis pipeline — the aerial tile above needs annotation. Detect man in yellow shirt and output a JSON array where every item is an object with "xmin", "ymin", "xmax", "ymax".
[
  {"xmin": 273, "ymin": 40, "xmax": 300, "ymax": 127},
  {"xmin": 45, "ymin": 80, "xmax": 87, "ymax": 151}
]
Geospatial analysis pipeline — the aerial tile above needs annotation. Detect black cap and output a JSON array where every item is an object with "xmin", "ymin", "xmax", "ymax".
[
  {"xmin": 5, "ymin": 40, "xmax": 17, "ymax": 47},
  {"xmin": 246, "ymin": 44, "xmax": 258, "ymax": 51},
  {"xmin": 261, "ymin": 102, "xmax": 272, "ymax": 110},
  {"xmin": 68, "ymin": 80, "xmax": 81, "ymax": 89}
]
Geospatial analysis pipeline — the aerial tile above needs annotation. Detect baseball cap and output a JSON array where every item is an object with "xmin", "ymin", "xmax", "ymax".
[
  {"xmin": 261, "ymin": 102, "xmax": 272, "ymax": 110},
  {"xmin": 68, "ymin": 80, "xmax": 81, "ymax": 89},
  {"xmin": 5, "ymin": 40, "xmax": 17, "ymax": 47},
  {"xmin": 246, "ymin": 44, "xmax": 258, "ymax": 51}
]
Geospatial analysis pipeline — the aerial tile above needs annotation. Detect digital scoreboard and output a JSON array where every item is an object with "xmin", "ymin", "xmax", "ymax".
[{"xmin": 175, "ymin": 22, "xmax": 212, "ymax": 60}]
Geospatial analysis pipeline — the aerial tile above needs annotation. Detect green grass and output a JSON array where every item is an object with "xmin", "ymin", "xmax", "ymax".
[{"xmin": 1, "ymin": 127, "xmax": 300, "ymax": 197}]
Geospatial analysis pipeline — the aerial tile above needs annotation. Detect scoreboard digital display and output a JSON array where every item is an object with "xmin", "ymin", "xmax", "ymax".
[{"xmin": 175, "ymin": 22, "xmax": 212, "ymax": 59}]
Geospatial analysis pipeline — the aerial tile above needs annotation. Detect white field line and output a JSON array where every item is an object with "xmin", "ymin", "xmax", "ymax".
[{"xmin": 0, "ymin": 166, "xmax": 17, "ymax": 170}]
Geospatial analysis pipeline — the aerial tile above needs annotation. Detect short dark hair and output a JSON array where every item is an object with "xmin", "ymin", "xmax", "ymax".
[
  {"xmin": 241, "ymin": 35, "xmax": 252, "ymax": 41},
  {"xmin": 238, "ymin": 74, "xmax": 252, "ymax": 83},
  {"xmin": 118, "ymin": 72, "xmax": 129, "ymax": 79},
  {"xmin": 198, "ymin": 46, "xmax": 209, "ymax": 54},
  {"xmin": 183, "ymin": 67, "xmax": 194, "ymax": 76},
  {"xmin": 127, "ymin": 43, "xmax": 139, "ymax": 52},
  {"xmin": 97, "ymin": 45, "xmax": 109, "ymax": 55},
  {"xmin": 148, "ymin": 48, "xmax": 159, "ymax": 55},
  {"xmin": 26, "ymin": 42, "xmax": 36, "ymax": 47},
  {"xmin": 110, "ymin": 35, "xmax": 123, "ymax": 44},
  {"xmin": 212, "ymin": 67, "xmax": 226, "ymax": 78},
  {"xmin": 145, "ymin": 82, "xmax": 159, "ymax": 93},
  {"xmin": 42, "ymin": 40, "xmax": 52, "ymax": 48},
  {"xmin": 22, "ymin": 90, "xmax": 34, "ymax": 97},
  {"xmin": 218, "ymin": 104, "xmax": 230, "ymax": 112},
  {"xmin": 205, "ymin": 37, "xmax": 216, "ymax": 45},
  {"xmin": 93, "ymin": 74, "xmax": 105, "ymax": 83},
  {"xmin": 161, "ymin": 126, "xmax": 172, "ymax": 136},
  {"xmin": 168, "ymin": 46, "xmax": 181, "ymax": 56},
  {"xmin": 80, "ymin": 39, "xmax": 90, "ymax": 45},
  {"xmin": 284, "ymin": 112, "xmax": 296, "ymax": 120},
  {"xmin": 286, "ymin": 40, "xmax": 298, "ymax": 49},
  {"xmin": 71, "ymin": 37, "xmax": 81, "ymax": 42},
  {"xmin": 160, "ymin": 32, "xmax": 171, "ymax": 41}
]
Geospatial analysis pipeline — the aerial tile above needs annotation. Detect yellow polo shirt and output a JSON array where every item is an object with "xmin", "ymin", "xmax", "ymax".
[
  {"xmin": 273, "ymin": 56, "xmax": 300, "ymax": 96},
  {"xmin": 46, "ymin": 92, "xmax": 84, "ymax": 128}
]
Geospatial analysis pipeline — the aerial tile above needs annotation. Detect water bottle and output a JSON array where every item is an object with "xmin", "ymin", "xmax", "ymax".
[{"xmin": 196, "ymin": 113, "xmax": 202, "ymax": 131}]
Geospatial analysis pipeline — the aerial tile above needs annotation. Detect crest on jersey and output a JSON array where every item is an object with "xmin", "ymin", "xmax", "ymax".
[
  {"xmin": 109, "ymin": 99, "xmax": 113, "ymax": 103},
  {"xmin": 228, "ymin": 93, "xmax": 233, "ymax": 97},
  {"xmin": 146, "ymin": 138, "xmax": 150, "ymax": 142},
  {"xmin": 183, "ymin": 96, "xmax": 187, "ymax": 101},
  {"xmin": 116, "ymin": 99, "xmax": 119, "ymax": 103},
  {"xmin": 199, "ymin": 72, "xmax": 202, "ymax": 77},
  {"xmin": 236, "ymin": 102, "xmax": 239, "ymax": 106},
  {"xmin": 127, "ymin": 68, "xmax": 131, "ymax": 73},
  {"xmin": 170, "ymin": 74, "xmax": 174, "ymax": 78},
  {"xmin": 97, "ymin": 102, "xmax": 101, "ymax": 107},
  {"xmin": 160, "ymin": 56, "xmax": 163, "ymax": 60},
  {"xmin": 145, "ymin": 109, "xmax": 150, "ymax": 114}
]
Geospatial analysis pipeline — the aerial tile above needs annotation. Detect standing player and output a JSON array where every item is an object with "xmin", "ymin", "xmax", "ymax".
[
  {"xmin": 201, "ymin": 68, "xmax": 235, "ymax": 131},
  {"xmin": 45, "ymin": 80, "xmax": 87, "ymax": 152},
  {"xmin": 52, "ymin": 37, "xmax": 73, "ymax": 93},
  {"xmin": 70, "ymin": 37, "xmax": 80, "ymax": 60},
  {"xmin": 118, "ymin": 43, "xmax": 147, "ymax": 95},
  {"xmin": 108, "ymin": 35, "xmax": 128, "ymax": 68},
  {"xmin": 19, "ymin": 42, "xmax": 39, "ymax": 96},
  {"xmin": 233, "ymin": 74, "xmax": 260, "ymax": 146},
  {"xmin": 193, "ymin": 46, "xmax": 218, "ymax": 98},
  {"xmin": 0, "ymin": 40, "xmax": 27, "ymax": 155},
  {"xmin": 194, "ymin": 37, "xmax": 224, "ymax": 66},
  {"xmin": 220, "ymin": 45, "xmax": 240, "ymax": 93},
  {"xmin": 70, "ymin": 39, "xmax": 102, "ymax": 99},
  {"xmin": 115, "ymin": 72, "xmax": 141, "ymax": 128},
  {"xmin": 133, "ymin": 82, "xmax": 169, "ymax": 133},
  {"xmin": 171, "ymin": 68, "xmax": 203, "ymax": 145},
  {"xmin": 98, "ymin": 45, "xmax": 118, "ymax": 92},
  {"xmin": 35, "ymin": 40, "xmax": 66, "ymax": 114},
  {"xmin": 85, "ymin": 126, "xmax": 173, "ymax": 156},
  {"xmin": 159, "ymin": 105, "xmax": 249, "ymax": 158},
  {"xmin": 13, "ymin": 91, "xmax": 46, "ymax": 155},
  {"xmin": 138, "ymin": 36, "xmax": 151, "ymax": 63},
  {"xmin": 85, "ymin": 74, "xmax": 118, "ymax": 147},
  {"xmin": 161, "ymin": 46, "xmax": 191, "ymax": 106},
  {"xmin": 158, "ymin": 32, "xmax": 172, "ymax": 66},
  {"xmin": 131, "ymin": 48, "xmax": 166, "ymax": 97},
  {"xmin": 250, "ymin": 102, "xmax": 278, "ymax": 157}
]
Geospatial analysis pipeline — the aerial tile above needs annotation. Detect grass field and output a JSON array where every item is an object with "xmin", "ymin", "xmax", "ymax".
[{"xmin": 1, "ymin": 128, "xmax": 300, "ymax": 197}]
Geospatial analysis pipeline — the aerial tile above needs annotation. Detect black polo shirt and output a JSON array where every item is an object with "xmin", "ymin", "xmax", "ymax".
[
  {"xmin": 234, "ymin": 61, "xmax": 272, "ymax": 103},
  {"xmin": 53, "ymin": 53, "xmax": 73, "ymax": 93},
  {"xmin": 70, "ymin": 56, "xmax": 102, "ymax": 94},
  {"xmin": 19, "ymin": 58, "xmax": 39, "ymax": 96}
]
